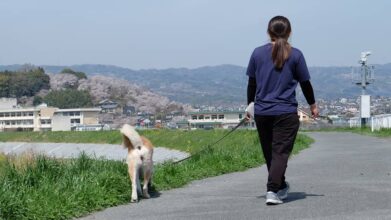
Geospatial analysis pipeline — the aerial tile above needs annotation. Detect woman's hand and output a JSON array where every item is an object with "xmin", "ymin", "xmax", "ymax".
[
  {"xmin": 245, "ymin": 112, "xmax": 252, "ymax": 122},
  {"xmin": 310, "ymin": 104, "xmax": 319, "ymax": 119}
]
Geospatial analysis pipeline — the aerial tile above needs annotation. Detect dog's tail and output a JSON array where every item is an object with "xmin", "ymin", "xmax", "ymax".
[{"xmin": 120, "ymin": 124, "xmax": 143, "ymax": 149}]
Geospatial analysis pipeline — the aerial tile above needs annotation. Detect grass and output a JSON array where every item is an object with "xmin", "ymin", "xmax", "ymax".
[
  {"xmin": 0, "ymin": 130, "xmax": 314, "ymax": 220},
  {"xmin": 304, "ymin": 127, "xmax": 391, "ymax": 137}
]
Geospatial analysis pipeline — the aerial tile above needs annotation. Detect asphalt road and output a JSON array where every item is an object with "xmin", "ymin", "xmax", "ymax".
[{"xmin": 79, "ymin": 132, "xmax": 391, "ymax": 220}]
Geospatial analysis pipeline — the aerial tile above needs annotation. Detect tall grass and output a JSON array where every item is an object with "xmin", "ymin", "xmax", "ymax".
[
  {"xmin": 0, "ymin": 153, "xmax": 130, "ymax": 220},
  {"xmin": 0, "ymin": 130, "xmax": 313, "ymax": 219}
]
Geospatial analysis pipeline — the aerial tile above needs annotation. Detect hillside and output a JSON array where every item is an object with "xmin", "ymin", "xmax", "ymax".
[{"xmin": 2, "ymin": 63, "xmax": 391, "ymax": 106}]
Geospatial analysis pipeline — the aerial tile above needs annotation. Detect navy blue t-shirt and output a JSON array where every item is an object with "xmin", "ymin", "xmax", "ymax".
[{"xmin": 246, "ymin": 43, "xmax": 310, "ymax": 116}]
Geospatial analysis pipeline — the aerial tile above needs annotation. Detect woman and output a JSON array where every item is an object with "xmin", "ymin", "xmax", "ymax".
[{"xmin": 246, "ymin": 16, "xmax": 319, "ymax": 205}]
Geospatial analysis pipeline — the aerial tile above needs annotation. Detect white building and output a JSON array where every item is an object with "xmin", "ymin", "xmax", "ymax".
[
  {"xmin": 188, "ymin": 110, "xmax": 254, "ymax": 129},
  {"xmin": 187, "ymin": 109, "xmax": 313, "ymax": 130},
  {"xmin": 0, "ymin": 100, "xmax": 102, "ymax": 132}
]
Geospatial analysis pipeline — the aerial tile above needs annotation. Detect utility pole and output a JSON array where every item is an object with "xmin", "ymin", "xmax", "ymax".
[{"xmin": 352, "ymin": 52, "xmax": 375, "ymax": 127}]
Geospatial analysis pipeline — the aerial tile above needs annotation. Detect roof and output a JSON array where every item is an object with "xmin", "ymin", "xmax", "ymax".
[
  {"xmin": 55, "ymin": 108, "xmax": 101, "ymax": 112},
  {"xmin": 188, "ymin": 121, "xmax": 222, "ymax": 125},
  {"xmin": 98, "ymin": 99, "xmax": 117, "ymax": 105},
  {"xmin": 0, "ymin": 108, "xmax": 39, "ymax": 113},
  {"xmin": 189, "ymin": 110, "xmax": 245, "ymax": 115}
]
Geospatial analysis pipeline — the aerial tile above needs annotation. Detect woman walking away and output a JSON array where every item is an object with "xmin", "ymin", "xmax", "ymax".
[{"xmin": 246, "ymin": 16, "xmax": 319, "ymax": 205}]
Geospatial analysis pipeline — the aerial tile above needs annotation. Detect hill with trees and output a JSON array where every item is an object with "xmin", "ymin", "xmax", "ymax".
[
  {"xmin": 0, "ymin": 65, "xmax": 187, "ymax": 117},
  {"xmin": 0, "ymin": 67, "xmax": 50, "ymax": 98},
  {"xmin": 2, "ymin": 63, "xmax": 391, "ymax": 107}
]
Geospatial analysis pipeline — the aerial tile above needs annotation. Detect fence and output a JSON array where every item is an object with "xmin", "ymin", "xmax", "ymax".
[
  {"xmin": 349, "ymin": 114, "xmax": 391, "ymax": 131},
  {"xmin": 370, "ymin": 114, "xmax": 391, "ymax": 131}
]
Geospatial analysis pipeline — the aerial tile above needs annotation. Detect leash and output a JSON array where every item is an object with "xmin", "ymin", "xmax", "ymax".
[{"xmin": 172, "ymin": 118, "xmax": 247, "ymax": 164}]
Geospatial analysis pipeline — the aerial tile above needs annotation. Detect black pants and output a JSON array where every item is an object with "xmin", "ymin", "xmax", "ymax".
[{"xmin": 254, "ymin": 113, "xmax": 300, "ymax": 193}]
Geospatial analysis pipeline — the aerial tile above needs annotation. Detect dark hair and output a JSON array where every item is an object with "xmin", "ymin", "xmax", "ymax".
[{"xmin": 268, "ymin": 16, "xmax": 292, "ymax": 69}]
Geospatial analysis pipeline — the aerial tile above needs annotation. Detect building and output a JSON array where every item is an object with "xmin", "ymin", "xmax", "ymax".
[
  {"xmin": 0, "ymin": 101, "xmax": 102, "ymax": 132},
  {"xmin": 123, "ymin": 105, "xmax": 136, "ymax": 116},
  {"xmin": 187, "ymin": 110, "xmax": 254, "ymax": 129},
  {"xmin": 186, "ymin": 108, "xmax": 313, "ymax": 130},
  {"xmin": 97, "ymin": 99, "xmax": 121, "ymax": 114},
  {"xmin": 0, "ymin": 98, "xmax": 17, "ymax": 109}
]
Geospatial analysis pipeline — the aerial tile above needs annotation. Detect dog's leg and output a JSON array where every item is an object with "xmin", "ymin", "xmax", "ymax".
[
  {"xmin": 142, "ymin": 160, "xmax": 153, "ymax": 199},
  {"xmin": 128, "ymin": 160, "xmax": 138, "ymax": 203},
  {"xmin": 136, "ymin": 166, "xmax": 142, "ymax": 197}
]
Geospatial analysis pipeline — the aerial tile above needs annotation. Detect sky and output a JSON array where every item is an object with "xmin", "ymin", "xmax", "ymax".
[{"xmin": 0, "ymin": 0, "xmax": 390, "ymax": 69}]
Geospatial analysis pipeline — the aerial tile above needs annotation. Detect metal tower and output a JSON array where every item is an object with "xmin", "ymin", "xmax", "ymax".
[{"xmin": 352, "ymin": 51, "xmax": 375, "ymax": 127}]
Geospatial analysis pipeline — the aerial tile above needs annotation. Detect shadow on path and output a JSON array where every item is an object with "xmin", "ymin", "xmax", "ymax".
[{"xmin": 257, "ymin": 192, "xmax": 324, "ymax": 203}]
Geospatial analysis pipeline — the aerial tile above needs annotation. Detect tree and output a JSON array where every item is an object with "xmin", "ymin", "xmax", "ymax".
[
  {"xmin": 61, "ymin": 68, "xmax": 87, "ymax": 79},
  {"xmin": 43, "ymin": 89, "xmax": 93, "ymax": 108},
  {"xmin": 33, "ymin": 96, "xmax": 43, "ymax": 106},
  {"xmin": 0, "ymin": 68, "xmax": 50, "ymax": 98}
]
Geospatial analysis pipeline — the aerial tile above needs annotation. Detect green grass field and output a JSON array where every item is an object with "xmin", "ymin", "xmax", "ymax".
[
  {"xmin": 304, "ymin": 127, "xmax": 391, "ymax": 137},
  {"xmin": 0, "ymin": 129, "xmax": 313, "ymax": 220}
]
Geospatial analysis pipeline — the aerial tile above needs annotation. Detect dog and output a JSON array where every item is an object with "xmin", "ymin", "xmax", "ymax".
[{"xmin": 120, "ymin": 124, "xmax": 154, "ymax": 203}]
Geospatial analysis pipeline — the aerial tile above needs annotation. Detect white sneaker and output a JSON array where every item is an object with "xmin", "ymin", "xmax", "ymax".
[
  {"xmin": 277, "ymin": 181, "xmax": 290, "ymax": 200},
  {"xmin": 266, "ymin": 191, "xmax": 283, "ymax": 205}
]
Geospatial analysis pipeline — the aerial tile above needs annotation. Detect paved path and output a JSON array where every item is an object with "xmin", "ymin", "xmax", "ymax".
[
  {"xmin": 0, "ymin": 142, "xmax": 189, "ymax": 163},
  {"xmin": 79, "ymin": 132, "xmax": 391, "ymax": 220}
]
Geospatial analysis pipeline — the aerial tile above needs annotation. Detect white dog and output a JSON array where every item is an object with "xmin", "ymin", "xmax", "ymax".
[{"xmin": 120, "ymin": 124, "xmax": 154, "ymax": 203}]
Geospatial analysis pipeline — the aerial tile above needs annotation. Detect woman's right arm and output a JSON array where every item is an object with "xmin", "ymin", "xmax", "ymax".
[{"xmin": 299, "ymin": 80, "xmax": 319, "ymax": 118}]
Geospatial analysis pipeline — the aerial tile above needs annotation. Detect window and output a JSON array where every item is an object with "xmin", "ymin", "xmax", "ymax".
[
  {"xmin": 0, "ymin": 113, "xmax": 3, "ymax": 117},
  {"xmin": 75, "ymin": 112, "xmax": 80, "ymax": 116},
  {"xmin": 211, "ymin": 115, "xmax": 217, "ymax": 119},
  {"xmin": 239, "ymin": 114, "xmax": 243, "ymax": 119},
  {"xmin": 23, "ymin": 112, "xmax": 28, "ymax": 116},
  {"xmin": 11, "ymin": 112, "xmax": 15, "ymax": 117},
  {"xmin": 63, "ymin": 112, "xmax": 69, "ymax": 116},
  {"xmin": 69, "ymin": 112, "xmax": 75, "ymax": 116},
  {"xmin": 205, "ymin": 116, "xmax": 210, "ymax": 119},
  {"xmin": 16, "ymin": 112, "xmax": 21, "ymax": 117},
  {"xmin": 218, "ymin": 115, "xmax": 224, "ymax": 119},
  {"xmin": 5, "ymin": 121, "xmax": 10, "ymax": 125},
  {"xmin": 198, "ymin": 115, "xmax": 204, "ymax": 120},
  {"xmin": 5, "ymin": 113, "xmax": 9, "ymax": 117},
  {"xmin": 41, "ymin": 119, "xmax": 52, "ymax": 124},
  {"xmin": 28, "ymin": 112, "xmax": 33, "ymax": 116},
  {"xmin": 71, "ymin": 119, "xmax": 80, "ymax": 124},
  {"xmin": 192, "ymin": 115, "xmax": 197, "ymax": 120}
]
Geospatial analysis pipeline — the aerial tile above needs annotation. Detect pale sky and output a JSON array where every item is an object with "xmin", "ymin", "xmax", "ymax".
[{"xmin": 0, "ymin": 0, "xmax": 390, "ymax": 69}]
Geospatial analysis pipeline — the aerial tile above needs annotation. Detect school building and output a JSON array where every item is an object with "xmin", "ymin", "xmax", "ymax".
[{"xmin": 0, "ymin": 98, "xmax": 102, "ymax": 132}]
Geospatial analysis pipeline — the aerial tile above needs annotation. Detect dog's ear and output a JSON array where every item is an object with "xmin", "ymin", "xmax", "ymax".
[{"xmin": 123, "ymin": 134, "xmax": 134, "ymax": 149}]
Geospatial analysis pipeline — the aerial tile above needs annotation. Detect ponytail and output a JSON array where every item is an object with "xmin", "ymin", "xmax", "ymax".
[
  {"xmin": 272, "ymin": 38, "xmax": 291, "ymax": 69},
  {"xmin": 268, "ymin": 16, "xmax": 292, "ymax": 69}
]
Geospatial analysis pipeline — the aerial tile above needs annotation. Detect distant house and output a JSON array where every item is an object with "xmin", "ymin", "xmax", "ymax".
[
  {"xmin": 98, "ymin": 99, "xmax": 121, "ymax": 114},
  {"xmin": 123, "ymin": 105, "xmax": 136, "ymax": 116},
  {"xmin": 176, "ymin": 120, "xmax": 190, "ymax": 129}
]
